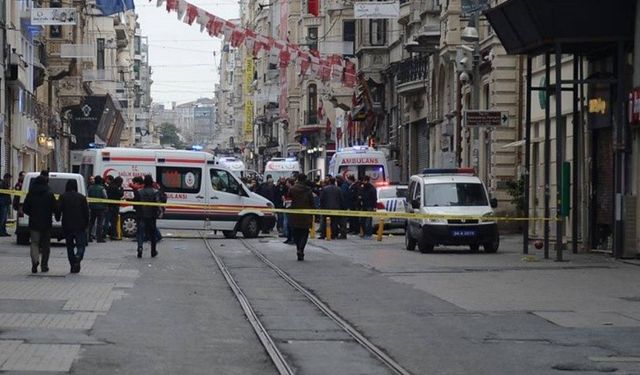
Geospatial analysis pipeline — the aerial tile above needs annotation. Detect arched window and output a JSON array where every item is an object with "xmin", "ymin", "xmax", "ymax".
[{"xmin": 307, "ymin": 84, "xmax": 318, "ymax": 124}]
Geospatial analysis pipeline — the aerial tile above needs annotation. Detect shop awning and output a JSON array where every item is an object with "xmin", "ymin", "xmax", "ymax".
[{"xmin": 484, "ymin": 0, "xmax": 636, "ymax": 55}]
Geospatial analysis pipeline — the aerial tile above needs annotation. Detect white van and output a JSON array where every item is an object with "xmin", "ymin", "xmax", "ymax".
[
  {"xmin": 404, "ymin": 168, "xmax": 499, "ymax": 253},
  {"xmin": 213, "ymin": 156, "xmax": 246, "ymax": 178},
  {"xmin": 80, "ymin": 147, "xmax": 276, "ymax": 238},
  {"xmin": 264, "ymin": 158, "xmax": 301, "ymax": 181},
  {"xmin": 16, "ymin": 172, "xmax": 87, "ymax": 245},
  {"xmin": 328, "ymin": 146, "xmax": 389, "ymax": 185}
]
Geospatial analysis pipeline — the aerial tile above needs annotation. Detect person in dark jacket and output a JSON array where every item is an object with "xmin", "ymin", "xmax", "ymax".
[
  {"xmin": 134, "ymin": 175, "xmax": 160, "ymax": 258},
  {"xmin": 0, "ymin": 173, "xmax": 12, "ymax": 236},
  {"xmin": 288, "ymin": 174, "xmax": 315, "ymax": 261},
  {"xmin": 87, "ymin": 175, "xmax": 107, "ymax": 242},
  {"xmin": 56, "ymin": 180, "xmax": 89, "ymax": 273},
  {"xmin": 106, "ymin": 176, "xmax": 124, "ymax": 240},
  {"xmin": 22, "ymin": 176, "xmax": 56, "ymax": 273},
  {"xmin": 319, "ymin": 176, "xmax": 343, "ymax": 239},
  {"xmin": 335, "ymin": 175, "xmax": 349, "ymax": 239},
  {"xmin": 346, "ymin": 175, "xmax": 360, "ymax": 234},
  {"xmin": 359, "ymin": 176, "xmax": 377, "ymax": 239}
]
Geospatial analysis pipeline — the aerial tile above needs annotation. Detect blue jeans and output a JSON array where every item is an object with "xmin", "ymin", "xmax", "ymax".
[
  {"xmin": 65, "ymin": 230, "xmax": 87, "ymax": 264},
  {"xmin": 0, "ymin": 204, "xmax": 9, "ymax": 235}
]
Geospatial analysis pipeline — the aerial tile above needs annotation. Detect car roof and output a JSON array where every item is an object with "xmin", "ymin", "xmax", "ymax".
[
  {"xmin": 413, "ymin": 175, "xmax": 482, "ymax": 184},
  {"xmin": 376, "ymin": 185, "xmax": 407, "ymax": 190},
  {"xmin": 25, "ymin": 172, "xmax": 83, "ymax": 179}
]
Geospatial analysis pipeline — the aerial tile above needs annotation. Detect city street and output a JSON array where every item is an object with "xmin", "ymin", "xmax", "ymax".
[{"xmin": 0, "ymin": 231, "xmax": 639, "ymax": 374}]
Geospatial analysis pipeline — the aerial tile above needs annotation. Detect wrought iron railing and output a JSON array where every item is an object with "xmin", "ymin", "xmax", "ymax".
[{"xmin": 397, "ymin": 56, "xmax": 428, "ymax": 85}]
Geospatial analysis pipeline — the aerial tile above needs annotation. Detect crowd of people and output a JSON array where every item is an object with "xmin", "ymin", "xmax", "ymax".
[
  {"xmin": 14, "ymin": 170, "xmax": 165, "ymax": 275},
  {"xmin": 243, "ymin": 172, "xmax": 378, "ymax": 261}
]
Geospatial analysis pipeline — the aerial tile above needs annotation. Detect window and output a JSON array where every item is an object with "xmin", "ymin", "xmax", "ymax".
[
  {"xmin": 424, "ymin": 183, "xmax": 488, "ymax": 207},
  {"xmin": 369, "ymin": 19, "xmax": 387, "ymax": 46},
  {"xmin": 157, "ymin": 167, "xmax": 202, "ymax": 193},
  {"xmin": 343, "ymin": 20, "xmax": 355, "ymax": 56},
  {"xmin": 49, "ymin": 0, "xmax": 62, "ymax": 38},
  {"xmin": 307, "ymin": 84, "xmax": 317, "ymax": 124},
  {"xmin": 134, "ymin": 36, "xmax": 141, "ymax": 55},
  {"xmin": 97, "ymin": 38, "xmax": 105, "ymax": 70},
  {"xmin": 307, "ymin": 27, "xmax": 318, "ymax": 51},
  {"xmin": 210, "ymin": 169, "xmax": 240, "ymax": 195}
]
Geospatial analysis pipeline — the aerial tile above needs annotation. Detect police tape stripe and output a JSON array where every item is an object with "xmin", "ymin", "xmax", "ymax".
[{"xmin": 0, "ymin": 188, "xmax": 558, "ymax": 222}]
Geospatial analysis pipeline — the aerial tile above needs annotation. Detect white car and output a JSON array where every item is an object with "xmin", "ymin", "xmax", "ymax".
[
  {"xmin": 16, "ymin": 172, "xmax": 87, "ymax": 245},
  {"xmin": 376, "ymin": 185, "xmax": 408, "ymax": 230}
]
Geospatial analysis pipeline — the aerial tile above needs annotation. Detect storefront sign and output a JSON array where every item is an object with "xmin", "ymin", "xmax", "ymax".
[
  {"xmin": 31, "ymin": 8, "xmax": 77, "ymax": 25},
  {"xmin": 588, "ymin": 98, "xmax": 607, "ymax": 114},
  {"xmin": 354, "ymin": 1, "xmax": 400, "ymax": 19},
  {"xmin": 628, "ymin": 88, "xmax": 640, "ymax": 126}
]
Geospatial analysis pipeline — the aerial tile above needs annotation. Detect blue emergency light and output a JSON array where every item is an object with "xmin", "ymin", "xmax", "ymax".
[{"xmin": 422, "ymin": 168, "xmax": 476, "ymax": 175}]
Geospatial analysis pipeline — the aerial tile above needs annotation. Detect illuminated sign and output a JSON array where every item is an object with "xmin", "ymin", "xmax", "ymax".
[
  {"xmin": 629, "ymin": 88, "xmax": 640, "ymax": 126},
  {"xmin": 588, "ymin": 98, "xmax": 607, "ymax": 114}
]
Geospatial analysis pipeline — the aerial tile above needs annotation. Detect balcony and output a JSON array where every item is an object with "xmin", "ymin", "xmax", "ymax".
[{"xmin": 397, "ymin": 56, "xmax": 428, "ymax": 96}]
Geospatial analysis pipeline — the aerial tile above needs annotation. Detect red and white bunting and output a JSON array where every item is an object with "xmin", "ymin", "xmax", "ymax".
[{"xmin": 150, "ymin": 0, "xmax": 357, "ymax": 87}]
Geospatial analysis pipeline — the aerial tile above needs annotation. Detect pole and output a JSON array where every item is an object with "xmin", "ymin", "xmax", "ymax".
[
  {"xmin": 471, "ymin": 12, "xmax": 481, "ymax": 170},
  {"xmin": 523, "ymin": 56, "xmax": 532, "ymax": 255},
  {"xmin": 544, "ymin": 52, "xmax": 551, "ymax": 259},
  {"xmin": 613, "ymin": 41, "xmax": 626, "ymax": 258},
  {"xmin": 572, "ymin": 55, "xmax": 579, "ymax": 254},
  {"xmin": 555, "ymin": 44, "xmax": 564, "ymax": 262}
]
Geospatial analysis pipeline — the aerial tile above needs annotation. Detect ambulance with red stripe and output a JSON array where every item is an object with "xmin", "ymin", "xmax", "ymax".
[
  {"xmin": 80, "ymin": 148, "xmax": 276, "ymax": 238},
  {"xmin": 328, "ymin": 146, "xmax": 389, "ymax": 185}
]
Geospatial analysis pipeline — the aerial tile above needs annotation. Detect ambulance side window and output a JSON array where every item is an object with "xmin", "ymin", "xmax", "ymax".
[
  {"xmin": 157, "ymin": 167, "xmax": 202, "ymax": 193},
  {"xmin": 211, "ymin": 169, "xmax": 240, "ymax": 195}
]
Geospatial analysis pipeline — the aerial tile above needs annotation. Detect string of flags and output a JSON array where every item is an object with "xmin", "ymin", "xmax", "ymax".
[{"xmin": 152, "ymin": 0, "xmax": 357, "ymax": 87}]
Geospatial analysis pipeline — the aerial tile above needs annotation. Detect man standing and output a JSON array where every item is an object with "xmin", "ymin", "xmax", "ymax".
[
  {"xmin": 12, "ymin": 171, "xmax": 25, "ymax": 215},
  {"xmin": 319, "ymin": 176, "xmax": 343, "ymax": 239},
  {"xmin": 134, "ymin": 175, "xmax": 160, "ymax": 258},
  {"xmin": 0, "ymin": 173, "xmax": 12, "ymax": 236},
  {"xmin": 22, "ymin": 176, "xmax": 56, "ymax": 273},
  {"xmin": 288, "ymin": 174, "xmax": 314, "ymax": 261},
  {"xmin": 359, "ymin": 176, "xmax": 377, "ymax": 239},
  {"xmin": 106, "ymin": 176, "xmax": 124, "ymax": 240},
  {"xmin": 87, "ymin": 176, "xmax": 108, "ymax": 243},
  {"xmin": 347, "ymin": 175, "xmax": 360, "ymax": 234},
  {"xmin": 56, "ymin": 180, "xmax": 89, "ymax": 273}
]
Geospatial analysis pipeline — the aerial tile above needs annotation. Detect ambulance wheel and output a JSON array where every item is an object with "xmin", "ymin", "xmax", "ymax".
[
  {"xmin": 121, "ymin": 213, "xmax": 138, "ymax": 238},
  {"xmin": 484, "ymin": 238, "xmax": 499, "ymax": 253},
  {"xmin": 240, "ymin": 216, "xmax": 259, "ymax": 238},
  {"xmin": 222, "ymin": 230, "xmax": 237, "ymax": 239},
  {"xmin": 405, "ymin": 230, "xmax": 416, "ymax": 251},
  {"xmin": 17, "ymin": 232, "xmax": 30, "ymax": 245}
]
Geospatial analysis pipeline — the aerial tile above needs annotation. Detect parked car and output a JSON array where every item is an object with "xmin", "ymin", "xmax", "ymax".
[
  {"xmin": 376, "ymin": 185, "xmax": 408, "ymax": 230},
  {"xmin": 15, "ymin": 172, "xmax": 87, "ymax": 245}
]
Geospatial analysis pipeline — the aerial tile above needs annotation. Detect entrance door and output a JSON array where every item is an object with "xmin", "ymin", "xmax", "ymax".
[
  {"xmin": 591, "ymin": 128, "xmax": 614, "ymax": 250},
  {"xmin": 207, "ymin": 168, "xmax": 243, "ymax": 231}
]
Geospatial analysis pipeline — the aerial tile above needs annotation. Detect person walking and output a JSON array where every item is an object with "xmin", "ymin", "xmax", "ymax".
[
  {"xmin": 347, "ymin": 175, "xmax": 361, "ymax": 234},
  {"xmin": 22, "ymin": 176, "xmax": 56, "ymax": 273},
  {"xmin": 359, "ymin": 176, "xmax": 377, "ymax": 239},
  {"xmin": 12, "ymin": 171, "xmax": 25, "ymax": 215},
  {"xmin": 0, "ymin": 173, "xmax": 12, "ymax": 236},
  {"xmin": 288, "ymin": 174, "xmax": 314, "ymax": 261},
  {"xmin": 282, "ymin": 178, "xmax": 295, "ymax": 245},
  {"xmin": 336, "ymin": 175, "xmax": 349, "ymax": 239},
  {"xmin": 319, "ymin": 176, "xmax": 343, "ymax": 239},
  {"xmin": 87, "ymin": 176, "xmax": 107, "ymax": 243},
  {"xmin": 134, "ymin": 175, "xmax": 160, "ymax": 258},
  {"xmin": 106, "ymin": 176, "xmax": 124, "ymax": 240},
  {"xmin": 56, "ymin": 180, "xmax": 89, "ymax": 273}
]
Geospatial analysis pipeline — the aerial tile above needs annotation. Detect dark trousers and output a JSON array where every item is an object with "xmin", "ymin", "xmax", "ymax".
[
  {"xmin": 89, "ymin": 209, "xmax": 105, "ymax": 241},
  {"xmin": 107, "ymin": 206, "xmax": 119, "ymax": 238},
  {"xmin": 291, "ymin": 227, "xmax": 309, "ymax": 254},
  {"xmin": 0, "ymin": 204, "xmax": 9, "ymax": 235},
  {"xmin": 143, "ymin": 218, "xmax": 157, "ymax": 252},
  {"xmin": 348, "ymin": 212, "xmax": 360, "ymax": 234},
  {"xmin": 65, "ymin": 230, "xmax": 87, "ymax": 265}
]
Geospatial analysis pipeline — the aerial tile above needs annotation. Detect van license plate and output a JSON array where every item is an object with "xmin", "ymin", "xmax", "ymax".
[{"xmin": 452, "ymin": 230, "xmax": 476, "ymax": 237}]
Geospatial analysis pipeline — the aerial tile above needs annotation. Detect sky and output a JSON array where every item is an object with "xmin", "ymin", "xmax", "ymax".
[{"xmin": 134, "ymin": 0, "xmax": 239, "ymax": 106}]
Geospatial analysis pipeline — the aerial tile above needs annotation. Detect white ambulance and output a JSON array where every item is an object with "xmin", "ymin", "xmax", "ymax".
[
  {"xmin": 213, "ymin": 156, "xmax": 246, "ymax": 178},
  {"xmin": 80, "ymin": 147, "xmax": 276, "ymax": 238},
  {"xmin": 328, "ymin": 146, "xmax": 389, "ymax": 185},
  {"xmin": 264, "ymin": 157, "xmax": 301, "ymax": 181}
]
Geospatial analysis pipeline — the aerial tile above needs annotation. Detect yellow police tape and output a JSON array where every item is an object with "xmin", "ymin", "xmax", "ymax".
[{"xmin": 0, "ymin": 188, "xmax": 558, "ymax": 222}]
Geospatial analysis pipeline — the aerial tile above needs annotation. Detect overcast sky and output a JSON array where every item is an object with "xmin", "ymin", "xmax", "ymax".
[{"xmin": 134, "ymin": 0, "xmax": 239, "ymax": 106}]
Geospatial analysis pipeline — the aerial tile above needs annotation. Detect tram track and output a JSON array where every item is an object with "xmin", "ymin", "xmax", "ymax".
[{"xmin": 201, "ymin": 233, "xmax": 412, "ymax": 375}]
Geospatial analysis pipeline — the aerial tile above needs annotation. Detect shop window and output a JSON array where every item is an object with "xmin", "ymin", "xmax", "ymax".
[
  {"xmin": 157, "ymin": 167, "xmax": 202, "ymax": 193},
  {"xmin": 97, "ymin": 38, "xmax": 105, "ymax": 70},
  {"xmin": 307, "ymin": 27, "xmax": 318, "ymax": 51},
  {"xmin": 343, "ymin": 20, "xmax": 355, "ymax": 56}
]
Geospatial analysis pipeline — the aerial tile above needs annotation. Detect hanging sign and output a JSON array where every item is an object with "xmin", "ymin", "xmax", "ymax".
[
  {"xmin": 354, "ymin": 1, "xmax": 400, "ymax": 18},
  {"xmin": 31, "ymin": 8, "xmax": 77, "ymax": 25},
  {"xmin": 628, "ymin": 87, "xmax": 640, "ymax": 126}
]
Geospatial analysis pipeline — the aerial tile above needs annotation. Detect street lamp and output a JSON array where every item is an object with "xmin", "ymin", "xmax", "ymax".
[{"xmin": 460, "ymin": 13, "xmax": 482, "ymax": 169}]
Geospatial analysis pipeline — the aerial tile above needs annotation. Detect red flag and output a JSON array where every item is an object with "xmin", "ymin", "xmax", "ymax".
[
  {"xmin": 300, "ymin": 58, "xmax": 310, "ymax": 76},
  {"xmin": 207, "ymin": 17, "xmax": 224, "ymax": 37},
  {"xmin": 166, "ymin": 0, "xmax": 178, "ymax": 12},
  {"xmin": 326, "ymin": 118, "xmax": 332, "ymax": 136},
  {"xmin": 320, "ymin": 61, "xmax": 331, "ymax": 82},
  {"xmin": 279, "ymin": 48, "xmax": 291, "ymax": 68},
  {"xmin": 337, "ymin": 127, "xmax": 343, "ymax": 141},
  {"xmin": 308, "ymin": 0, "xmax": 319, "ymax": 16},
  {"xmin": 253, "ymin": 40, "xmax": 263, "ymax": 56},
  {"xmin": 230, "ymin": 28, "xmax": 246, "ymax": 47},
  {"xmin": 185, "ymin": 4, "xmax": 198, "ymax": 24}
]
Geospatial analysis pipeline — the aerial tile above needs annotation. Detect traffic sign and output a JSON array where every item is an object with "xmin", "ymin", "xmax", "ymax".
[{"xmin": 464, "ymin": 110, "xmax": 509, "ymax": 127}]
